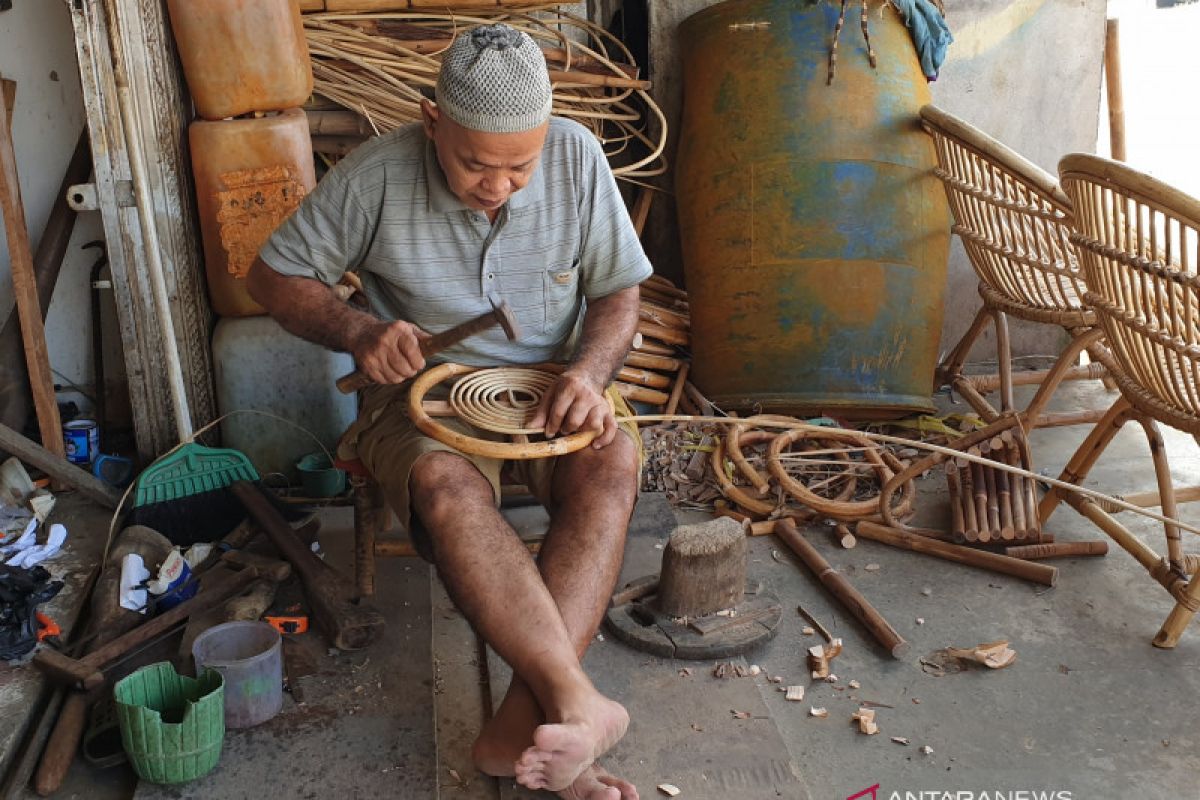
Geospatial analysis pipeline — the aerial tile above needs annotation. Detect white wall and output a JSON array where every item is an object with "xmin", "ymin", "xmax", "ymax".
[{"xmin": 0, "ymin": 1, "xmax": 115, "ymax": 413}]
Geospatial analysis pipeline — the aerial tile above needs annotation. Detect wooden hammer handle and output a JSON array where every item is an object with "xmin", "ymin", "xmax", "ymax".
[
  {"xmin": 335, "ymin": 308, "xmax": 507, "ymax": 394},
  {"xmin": 775, "ymin": 519, "xmax": 909, "ymax": 659}
]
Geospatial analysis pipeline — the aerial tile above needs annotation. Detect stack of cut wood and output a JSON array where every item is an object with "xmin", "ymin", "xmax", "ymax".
[{"xmin": 615, "ymin": 276, "xmax": 691, "ymax": 411}]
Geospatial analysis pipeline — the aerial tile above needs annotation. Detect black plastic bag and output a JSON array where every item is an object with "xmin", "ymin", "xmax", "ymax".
[{"xmin": 0, "ymin": 564, "xmax": 63, "ymax": 661}]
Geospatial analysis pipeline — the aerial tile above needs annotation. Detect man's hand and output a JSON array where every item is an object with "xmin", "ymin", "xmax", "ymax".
[
  {"xmin": 350, "ymin": 319, "xmax": 432, "ymax": 384},
  {"xmin": 528, "ymin": 369, "xmax": 619, "ymax": 449}
]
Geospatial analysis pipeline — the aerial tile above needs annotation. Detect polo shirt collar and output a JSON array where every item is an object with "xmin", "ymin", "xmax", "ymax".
[{"xmin": 424, "ymin": 139, "xmax": 547, "ymax": 215}]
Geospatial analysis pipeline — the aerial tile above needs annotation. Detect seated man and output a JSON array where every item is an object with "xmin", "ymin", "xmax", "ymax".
[{"xmin": 248, "ymin": 23, "xmax": 649, "ymax": 800}]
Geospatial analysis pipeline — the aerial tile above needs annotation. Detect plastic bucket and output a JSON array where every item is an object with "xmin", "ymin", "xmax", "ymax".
[
  {"xmin": 113, "ymin": 661, "xmax": 225, "ymax": 784},
  {"xmin": 295, "ymin": 451, "xmax": 345, "ymax": 498},
  {"xmin": 192, "ymin": 621, "xmax": 283, "ymax": 729}
]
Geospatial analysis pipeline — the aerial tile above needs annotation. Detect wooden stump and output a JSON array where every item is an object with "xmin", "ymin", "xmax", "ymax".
[{"xmin": 655, "ymin": 517, "xmax": 746, "ymax": 617}]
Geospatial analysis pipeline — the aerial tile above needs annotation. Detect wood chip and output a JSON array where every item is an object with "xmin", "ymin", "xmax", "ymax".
[
  {"xmin": 748, "ymin": 664, "xmax": 761, "ymax": 676},
  {"xmin": 809, "ymin": 706, "xmax": 828, "ymax": 718},
  {"xmin": 916, "ymin": 617, "xmax": 925, "ymax": 625},
  {"xmin": 806, "ymin": 638, "xmax": 843, "ymax": 679},
  {"xmin": 891, "ymin": 737, "xmax": 910, "ymax": 746},
  {"xmin": 784, "ymin": 685, "xmax": 805, "ymax": 702},
  {"xmin": 851, "ymin": 707, "xmax": 879, "ymax": 735},
  {"xmin": 864, "ymin": 563, "xmax": 881, "ymax": 572},
  {"xmin": 731, "ymin": 710, "xmax": 752, "ymax": 719},
  {"xmin": 920, "ymin": 745, "xmax": 933, "ymax": 755},
  {"xmin": 825, "ymin": 674, "xmax": 839, "ymax": 684},
  {"xmin": 921, "ymin": 587, "xmax": 933, "ymax": 597},
  {"xmin": 658, "ymin": 784, "xmax": 682, "ymax": 797},
  {"xmin": 801, "ymin": 626, "xmax": 816, "ymax": 636},
  {"xmin": 848, "ymin": 680, "xmax": 860, "ymax": 689}
]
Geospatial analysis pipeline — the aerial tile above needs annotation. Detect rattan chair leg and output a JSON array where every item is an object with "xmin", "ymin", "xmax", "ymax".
[
  {"xmin": 1155, "ymin": 585, "xmax": 1200, "ymax": 649},
  {"xmin": 1021, "ymin": 328, "xmax": 1107, "ymax": 426},
  {"xmin": 936, "ymin": 305, "xmax": 992, "ymax": 390},
  {"xmin": 1137, "ymin": 417, "xmax": 1185, "ymax": 567},
  {"xmin": 1038, "ymin": 397, "xmax": 1133, "ymax": 525},
  {"xmin": 992, "ymin": 310, "xmax": 1016, "ymax": 413}
]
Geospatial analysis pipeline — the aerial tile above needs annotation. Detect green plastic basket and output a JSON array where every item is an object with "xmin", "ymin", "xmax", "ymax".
[{"xmin": 113, "ymin": 661, "xmax": 225, "ymax": 784}]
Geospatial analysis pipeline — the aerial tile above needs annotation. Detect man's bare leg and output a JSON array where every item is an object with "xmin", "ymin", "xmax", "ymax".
[
  {"xmin": 411, "ymin": 451, "xmax": 629, "ymax": 793},
  {"xmin": 470, "ymin": 436, "xmax": 639, "ymax": 799}
]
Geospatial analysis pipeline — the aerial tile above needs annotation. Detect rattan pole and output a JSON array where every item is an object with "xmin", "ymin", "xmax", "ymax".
[
  {"xmin": 983, "ymin": 458, "xmax": 1001, "ymax": 541},
  {"xmin": 1005, "ymin": 541, "xmax": 1108, "ymax": 560},
  {"xmin": 856, "ymin": 521, "xmax": 1058, "ymax": 587},
  {"xmin": 664, "ymin": 363, "xmax": 689, "ymax": 416},
  {"xmin": 1105, "ymin": 18, "xmax": 1126, "ymax": 162},
  {"xmin": 775, "ymin": 519, "xmax": 909, "ymax": 658},
  {"xmin": 960, "ymin": 458, "xmax": 979, "ymax": 542},
  {"xmin": 947, "ymin": 463, "xmax": 966, "ymax": 541},
  {"xmin": 997, "ymin": 455, "xmax": 1015, "ymax": 540},
  {"xmin": 970, "ymin": 457, "xmax": 989, "ymax": 541}
]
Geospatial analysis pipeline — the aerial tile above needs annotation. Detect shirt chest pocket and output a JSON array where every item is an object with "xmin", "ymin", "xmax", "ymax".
[{"xmin": 542, "ymin": 261, "xmax": 580, "ymax": 332}]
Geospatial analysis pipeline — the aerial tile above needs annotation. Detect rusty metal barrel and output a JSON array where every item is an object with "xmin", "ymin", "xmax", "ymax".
[{"xmin": 676, "ymin": 0, "xmax": 950, "ymax": 417}]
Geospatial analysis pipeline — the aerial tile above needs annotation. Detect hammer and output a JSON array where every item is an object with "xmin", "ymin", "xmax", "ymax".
[{"xmin": 336, "ymin": 299, "xmax": 520, "ymax": 394}]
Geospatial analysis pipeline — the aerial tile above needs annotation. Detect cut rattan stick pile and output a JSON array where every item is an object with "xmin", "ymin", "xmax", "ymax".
[
  {"xmin": 615, "ymin": 275, "xmax": 692, "ymax": 410},
  {"xmin": 303, "ymin": 9, "xmax": 667, "ymax": 180},
  {"xmin": 945, "ymin": 428, "xmax": 1043, "ymax": 544}
]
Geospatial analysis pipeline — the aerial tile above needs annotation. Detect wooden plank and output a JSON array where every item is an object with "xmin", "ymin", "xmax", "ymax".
[
  {"xmin": 68, "ymin": 0, "xmax": 216, "ymax": 459},
  {"xmin": 0, "ymin": 84, "xmax": 64, "ymax": 459},
  {"xmin": 0, "ymin": 422, "xmax": 122, "ymax": 509}
]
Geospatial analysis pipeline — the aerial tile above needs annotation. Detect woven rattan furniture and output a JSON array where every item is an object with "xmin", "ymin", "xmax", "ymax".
[
  {"xmin": 1046, "ymin": 154, "xmax": 1200, "ymax": 647},
  {"xmin": 921, "ymin": 105, "xmax": 1110, "ymax": 428}
]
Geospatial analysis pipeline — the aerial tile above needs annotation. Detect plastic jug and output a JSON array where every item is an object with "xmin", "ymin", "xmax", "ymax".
[
  {"xmin": 190, "ymin": 109, "xmax": 316, "ymax": 317},
  {"xmin": 166, "ymin": 0, "xmax": 313, "ymax": 120}
]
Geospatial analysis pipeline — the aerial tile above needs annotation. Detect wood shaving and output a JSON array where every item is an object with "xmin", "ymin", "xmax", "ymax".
[
  {"xmin": 891, "ymin": 737, "xmax": 910, "ymax": 745},
  {"xmin": 801, "ymin": 626, "xmax": 816, "ymax": 636},
  {"xmin": 920, "ymin": 745, "xmax": 933, "ymax": 755},
  {"xmin": 864, "ymin": 563, "xmax": 881, "ymax": 572},
  {"xmin": 784, "ymin": 685, "xmax": 805, "ymax": 702},
  {"xmin": 848, "ymin": 680, "xmax": 860, "ymax": 689},
  {"xmin": 809, "ymin": 706, "xmax": 828, "ymax": 718},
  {"xmin": 731, "ymin": 710, "xmax": 752, "ymax": 719},
  {"xmin": 657, "ymin": 784, "xmax": 682, "ymax": 797}
]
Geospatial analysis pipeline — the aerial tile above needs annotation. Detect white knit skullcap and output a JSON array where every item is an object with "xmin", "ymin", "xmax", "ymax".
[{"xmin": 435, "ymin": 24, "xmax": 552, "ymax": 134}]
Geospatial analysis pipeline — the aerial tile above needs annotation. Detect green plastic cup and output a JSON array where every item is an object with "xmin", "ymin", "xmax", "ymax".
[{"xmin": 113, "ymin": 661, "xmax": 225, "ymax": 784}]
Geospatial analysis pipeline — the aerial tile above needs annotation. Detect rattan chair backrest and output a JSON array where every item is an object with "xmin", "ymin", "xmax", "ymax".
[
  {"xmin": 1059, "ymin": 154, "xmax": 1200, "ymax": 430},
  {"xmin": 920, "ymin": 105, "xmax": 1087, "ymax": 316}
]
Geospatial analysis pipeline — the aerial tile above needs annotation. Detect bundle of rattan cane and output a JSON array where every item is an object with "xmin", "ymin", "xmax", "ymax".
[{"xmin": 302, "ymin": 9, "xmax": 666, "ymax": 180}]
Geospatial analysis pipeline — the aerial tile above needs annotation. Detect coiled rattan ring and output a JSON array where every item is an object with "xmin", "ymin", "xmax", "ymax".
[{"xmin": 407, "ymin": 362, "xmax": 612, "ymax": 459}]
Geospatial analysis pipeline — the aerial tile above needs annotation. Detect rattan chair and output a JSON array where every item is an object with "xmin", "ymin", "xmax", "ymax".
[
  {"xmin": 921, "ymin": 105, "xmax": 1110, "ymax": 428},
  {"xmin": 1045, "ymin": 154, "xmax": 1200, "ymax": 647}
]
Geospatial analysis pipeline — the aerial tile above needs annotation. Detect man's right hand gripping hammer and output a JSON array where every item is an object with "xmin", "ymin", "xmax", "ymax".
[{"xmin": 336, "ymin": 299, "xmax": 520, "ymax": 394}]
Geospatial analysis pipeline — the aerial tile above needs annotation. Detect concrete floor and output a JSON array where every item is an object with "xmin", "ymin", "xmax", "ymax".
[{"xmin": 7, "ymin": 378, "xmax": 1200, "ymax": 799}]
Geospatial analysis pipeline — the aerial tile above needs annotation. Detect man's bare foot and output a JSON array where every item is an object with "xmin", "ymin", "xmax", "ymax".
[
  {"xmin": 557, "ymin": 764, "xmax": 638, "ymax": 800},
  {"xmin": 513, "ymin": 695, "xmax": 629, "ymax": 792}
]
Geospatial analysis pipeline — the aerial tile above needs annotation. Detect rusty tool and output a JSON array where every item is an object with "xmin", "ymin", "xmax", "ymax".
[
  {"xmin": 336, "ymin": 298, "xmax": 520, "ymax": 394},
  {"xmin": 231, "ymin": 481, "xmax": 386, "ymax": 650}
]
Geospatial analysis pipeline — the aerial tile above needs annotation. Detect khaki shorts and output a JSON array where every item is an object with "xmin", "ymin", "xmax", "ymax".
[{"xmin": 338, "ymin": 381, "xmax": 641, "ymax": 561}]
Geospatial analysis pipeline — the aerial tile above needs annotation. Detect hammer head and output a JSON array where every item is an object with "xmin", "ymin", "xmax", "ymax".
[{"xmin": 489, "ymin": 298, "xmax": 521, "ymax": 342}]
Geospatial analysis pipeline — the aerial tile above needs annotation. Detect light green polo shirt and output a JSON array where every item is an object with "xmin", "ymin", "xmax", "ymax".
[{"xmin": 260, "ymin": 117, "xmax": 652, "ymax": 366}]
